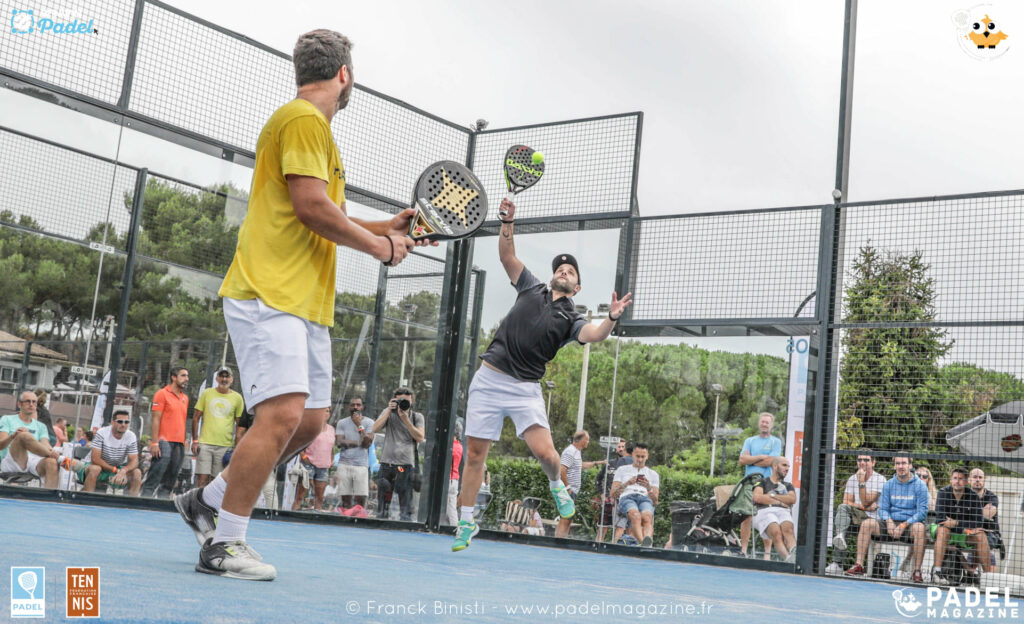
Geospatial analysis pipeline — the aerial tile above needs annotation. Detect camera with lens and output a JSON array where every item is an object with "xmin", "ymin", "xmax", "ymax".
[{"xmin": 394, "ymin": 398, "xmax": 411, "ymax": 411}]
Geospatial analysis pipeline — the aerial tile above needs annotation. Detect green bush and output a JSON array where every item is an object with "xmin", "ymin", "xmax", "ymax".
[{"xmin": 484, "ymin": 455, "xmax": 741, "ymax": 544}]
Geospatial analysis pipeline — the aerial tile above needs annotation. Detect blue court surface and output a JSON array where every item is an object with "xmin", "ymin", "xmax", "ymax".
[{"xmin": 2, "ymin": 497, "xmax": 1013, "ymax": 623}]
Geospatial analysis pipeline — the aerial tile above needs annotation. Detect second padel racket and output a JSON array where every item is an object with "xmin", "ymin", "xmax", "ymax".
[
  {"xmin": 408, "ymin": 160, "xmax": 488, "ymax": 242},
  {"xmin": 502, "ymin": 144, "xmax": 545, "ymax": 217}
]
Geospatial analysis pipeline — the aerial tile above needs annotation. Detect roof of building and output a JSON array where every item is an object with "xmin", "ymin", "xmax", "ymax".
[{"xmin": 0, "ymin": 330, "xmax": 71, "ymax": 361}]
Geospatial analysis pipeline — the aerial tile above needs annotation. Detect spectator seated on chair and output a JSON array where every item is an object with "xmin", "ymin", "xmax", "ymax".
[
  {"xmin": 930, "ymin": 466, "xmax": 993, "ymax": 586},
  {"xmin": 610, "ymin": 443, "xmax": 660, "ymax": 548},
  {"xmin": 831, "ymin": 449, "xmax": 885, "ymax": 554},
  {"xmin": 82, "ymin": 409, "xmax": 142, "ymax": 496},
  {"xmin": 751, "ymin": 457, "xmax": 798, "ymax": 562},
  {"xmin": 968, "ymin": 467, "xmax": 1005, "ymax": 568},
  {"xmin": 0, "ymin": 391, "xmax": 84, "ymax": 489},
  {"xmin": 846, "ymin": 455, "xmax": 929, "ymax": 583}
]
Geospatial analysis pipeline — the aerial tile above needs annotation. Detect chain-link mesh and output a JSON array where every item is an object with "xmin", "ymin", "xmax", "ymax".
[
  {"xmin": 334, "ymin": 90, "xmax": 469, "ymax": 211},
  {"xmin": 0, "ymin": 0, "xmax": 135, "ymax": 104},
  {"xmin": 128, "ymin": 2, "xmax": 293, "ymax": 151},
  {"xmin": 817, "ymin": 192, "xmax": 1024, "ymax": 583},
  {"xmin": 0, "ymin": 127, "xmax": 138, "ymax": 243},
  {"xmin": 625, "ymin": 208, "xmax": 821, "ymax": 321},
  {"xmin": 473, "ymin": 114, "xmax": 640, "ymax": 221}
]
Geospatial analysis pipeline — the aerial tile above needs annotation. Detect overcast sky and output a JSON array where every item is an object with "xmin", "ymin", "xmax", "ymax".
[{"xmin": 3, "ymin": 0, "xmax": 1023, "ymax": 362}]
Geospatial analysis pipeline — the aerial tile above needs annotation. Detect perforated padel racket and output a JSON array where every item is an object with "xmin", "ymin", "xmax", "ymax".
[
  {"xmin": 502, "ymin": 144, "xmax": 545, "ymax": 217},
  {"xmin": 407, "ymin": 160, "xmax": 488, "ymax": 242}
]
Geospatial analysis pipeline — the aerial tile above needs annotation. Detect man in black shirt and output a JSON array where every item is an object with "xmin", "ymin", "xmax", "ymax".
[
  {"xmin": 969, "ymin": 467, "xmax": 1003, "ymax": 567},
  {"xmin": 932, "ymin": 466, "xmax": 992, "ymax": 584},
  {"xmin": 452, "ymin": 199, "xmax": 632, "ymax": 552}
]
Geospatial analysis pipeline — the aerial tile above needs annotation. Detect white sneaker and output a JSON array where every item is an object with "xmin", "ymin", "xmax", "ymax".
[
  {"xmin": 195, "ymin": 538, "xmax": 276, "ymax": 581},
  {"xmin": 832, "ymin": 533, "xmax": 847, "ymax": 551},
  {"xmin": 825, "ymin": 562, "xmax": 843, "ymax": 576}
]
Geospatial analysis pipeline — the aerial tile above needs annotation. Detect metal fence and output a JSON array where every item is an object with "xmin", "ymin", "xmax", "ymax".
[{"xmin": 4, "ymin": 0, "xmax": 1023, "ymax": 591}]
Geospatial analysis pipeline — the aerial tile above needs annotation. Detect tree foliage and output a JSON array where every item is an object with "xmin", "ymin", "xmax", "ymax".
[{"xmin": 837, "ymin": 246, "xmax": 953, "ymax": 451}]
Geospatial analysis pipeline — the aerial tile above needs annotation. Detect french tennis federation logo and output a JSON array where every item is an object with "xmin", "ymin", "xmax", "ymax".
[
  {"xmin": 892, "ymin": 588, "xmax": 924, "ymax": 618},
  {"xmin": 66, "ymin": 567, "xmax": 100, "ymax": 618},
  {"xmin": 10, "ymin": 567, "xmax": 45, "ymax": 619}
]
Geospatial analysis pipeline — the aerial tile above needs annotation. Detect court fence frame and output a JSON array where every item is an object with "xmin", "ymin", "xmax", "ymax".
[{"xmin": 4, "ymin": 0, "xmax": 1023, "ymax": 586}]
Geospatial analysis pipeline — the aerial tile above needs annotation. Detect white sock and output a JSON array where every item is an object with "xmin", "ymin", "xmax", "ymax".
[
  {"xmin": 201, "ymin": 473, "xmax": 228, "ymax": 510},
  {"xmin": 550, "ymin": 479, "xmax": 564, "ymax": 490},
  {"xmin": 460, "ymin": 506, "xmax": 475, "ymax": 523},
  {"xmin": 212, "ymin": 509, "xmax": 249, "ymax": 545}
]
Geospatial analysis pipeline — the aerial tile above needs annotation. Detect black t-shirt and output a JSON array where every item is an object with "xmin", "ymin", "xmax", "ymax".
[
  {"xmin": 974, "ymin": 489, "xmax": 1000, "ymax": 535},
  {"xmin": 936, "ymin": 486, "xmax": 985, "ymax": 530},
  {"xmin": 481, "ymin": 267, "xmax": 587, "ymax": 382},
  {"xmin": 754, "ymin": 477, "xmax": 795, "ymax": 511},
  {"xmin": 237, "ymin": 411, "xmax": 253, "ymax": 430}
]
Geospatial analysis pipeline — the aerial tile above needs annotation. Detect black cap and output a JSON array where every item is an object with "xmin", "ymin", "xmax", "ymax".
[{"xmin": 552, "ymin": 254, "xmax": 580, "ymax": 284}]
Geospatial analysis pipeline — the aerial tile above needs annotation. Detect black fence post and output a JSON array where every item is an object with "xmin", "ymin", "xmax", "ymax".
[
  {"xmin": 424, "ymin": 239, "xmax": 475, "ymax": 530},
  {"xmin": 366, "ymin": 263, "xmax": 389, "ymax": 416},
  {"xmin": 16, "ymin": 340, "xmax": 32, "ymax": 398},
  {"xmin": 103, "ymin": 169, "xmax": 147, "ymax": 426}
]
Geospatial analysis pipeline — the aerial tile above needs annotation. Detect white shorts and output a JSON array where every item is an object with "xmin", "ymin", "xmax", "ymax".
[
  {"xmin": 754, "ymin": 506, "xmax": 794, "ymax": 537},
  {"xmin": 223, "ymin": 297, "xmax": 332, "ymax": 412},
  {"xmin": 336, "ymin": 463, "xmax": 369, "ymax": 496},
  {"xmin": 1, "ymin": 451, "xmax": 45, "ymax": 477},
  {"xmin": 465, "ymin": 365, "xmax": 549, "ymax": 441}
]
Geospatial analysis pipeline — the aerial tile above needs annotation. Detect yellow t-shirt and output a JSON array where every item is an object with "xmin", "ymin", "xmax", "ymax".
[
  {"xmin": 219, "ymin": 99, "xmax": 346, "ymax": 326},
  {"xmin": 195, "ymin": 388, "xmax": 245, "ymax": 447}
]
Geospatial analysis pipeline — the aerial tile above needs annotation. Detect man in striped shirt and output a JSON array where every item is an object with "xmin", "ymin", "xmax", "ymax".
[
  {"xmin": 83, "ymin": 408, "xmax": 142, "ymax": 496},
  {"xmin": 556, "ymin": 430, "xmax": 606, "ymax": 538}
]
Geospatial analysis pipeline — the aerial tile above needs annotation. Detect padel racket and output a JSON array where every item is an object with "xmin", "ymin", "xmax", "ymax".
[
  {"xmin": 408, "ymin": 160, "xmax": 488, "ymax": 242},
  {"xmin": 502, "ymin": 144, "xmax": 545, "ymax": 217}
]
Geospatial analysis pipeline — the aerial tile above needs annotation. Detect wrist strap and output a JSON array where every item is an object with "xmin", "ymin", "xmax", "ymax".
[
  {"xmin": 500, "ymin": 219, "xmax": 514, "ymax": 224},
  {"xmin": 609, "ymin": 313, "xmax": 621, "ymax": 321},
  {"xmin": 383, "ymin": 236, "xmax": 395, "ymax": 266}
]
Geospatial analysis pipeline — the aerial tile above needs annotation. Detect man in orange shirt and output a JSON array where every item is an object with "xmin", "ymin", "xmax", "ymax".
[{"xmin": 142, "ymin": 367, "xmax": 190, "ymax": 498}]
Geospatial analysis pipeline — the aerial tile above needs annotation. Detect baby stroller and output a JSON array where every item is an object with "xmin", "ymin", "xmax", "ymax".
[{"xmin": 679, "ymin": 473, "xmax": 764, "ymax": 553}]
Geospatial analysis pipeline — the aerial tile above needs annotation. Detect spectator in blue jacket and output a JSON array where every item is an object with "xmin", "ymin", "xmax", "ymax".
[{"xmin": 846, "ymin": 455, "xmax": 929, "ymax": 582}]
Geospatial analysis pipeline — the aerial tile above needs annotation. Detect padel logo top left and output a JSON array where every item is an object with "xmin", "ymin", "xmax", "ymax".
[{"xmin": 10, "ymin": 567, "xmax": 45, "ymax": 619}]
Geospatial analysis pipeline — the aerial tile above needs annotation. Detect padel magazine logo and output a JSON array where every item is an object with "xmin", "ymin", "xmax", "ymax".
[
  {"xmin": 891, "ymin": 586, "xmax": 1020, "ymax": 619},
  {"xmin": 10, "ymin": 6, "xmax": 98, "ymax": 35},
  {"xmin": 10, "ymin": 567, "xmax": 45, "ymax": 619},
  {"xmin": 952, "ymin": 4, "xmax": 1011, "ymax": 60}
]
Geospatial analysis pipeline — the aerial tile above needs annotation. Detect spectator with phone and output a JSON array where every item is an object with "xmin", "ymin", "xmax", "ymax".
[{"xmin": 610, "ymin": 443, "xmax": 660, "ymax": 547}]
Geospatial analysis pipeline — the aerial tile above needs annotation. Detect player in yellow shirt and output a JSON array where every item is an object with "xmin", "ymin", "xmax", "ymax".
[{"xmin": 175, "ymin": 29, "xmax": 428, "ymax": 581}]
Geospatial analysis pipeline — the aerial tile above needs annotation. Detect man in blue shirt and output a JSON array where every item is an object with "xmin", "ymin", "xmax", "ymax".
[
  {"xmin": 846, "ymin": 455, "xmax": 929, "ymax": 582},
  {"xmin": 0, "ymin": 391, "xmax": 81, "ymax": 488},
  {"xmin": 738, "ymin": 412, "xmax": 783, "ymax": 555}
]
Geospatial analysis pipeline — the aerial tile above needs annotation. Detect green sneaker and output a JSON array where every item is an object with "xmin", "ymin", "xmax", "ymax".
[
  {"xmin": 452, "ymin": 520, "xmax": 479, "ymax": 552},
  {"xmin": 551, "ymin": 485, "xmax": 576, "ymax": 519}
]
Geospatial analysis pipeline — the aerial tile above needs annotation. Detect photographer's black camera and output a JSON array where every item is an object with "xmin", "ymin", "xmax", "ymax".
[{"xmin": 395, "ymin": 398, "xmax": 411, "ymax": 411}]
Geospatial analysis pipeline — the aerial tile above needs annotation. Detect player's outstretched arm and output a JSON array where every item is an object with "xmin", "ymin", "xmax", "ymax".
[
  {"xmin": 497, "ymin": 198, "xmax": 524, "ymax": 283},
  {"xmin": 288, "ymin": 174, "xmax": 413, "ymax": 265},
  {"xmin": 578, "ymin": 291, "xmax": 633, "ymax": 343}
]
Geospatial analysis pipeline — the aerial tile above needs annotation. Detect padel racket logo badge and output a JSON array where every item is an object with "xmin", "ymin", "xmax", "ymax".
[
  {"xmin": 10, "ymin": 566, "xmax": 45, "ymax": 619},
  {"xmin": 416, "ymin": 199, "xmax": 454, "ymax": 235},
  {"xmin": 505, "ymin": 158, "xmax": 544, "ymax": 178},
  {"xmin": 952, "ymin": 4, "xmax": 1011, "ymax": 60}
]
